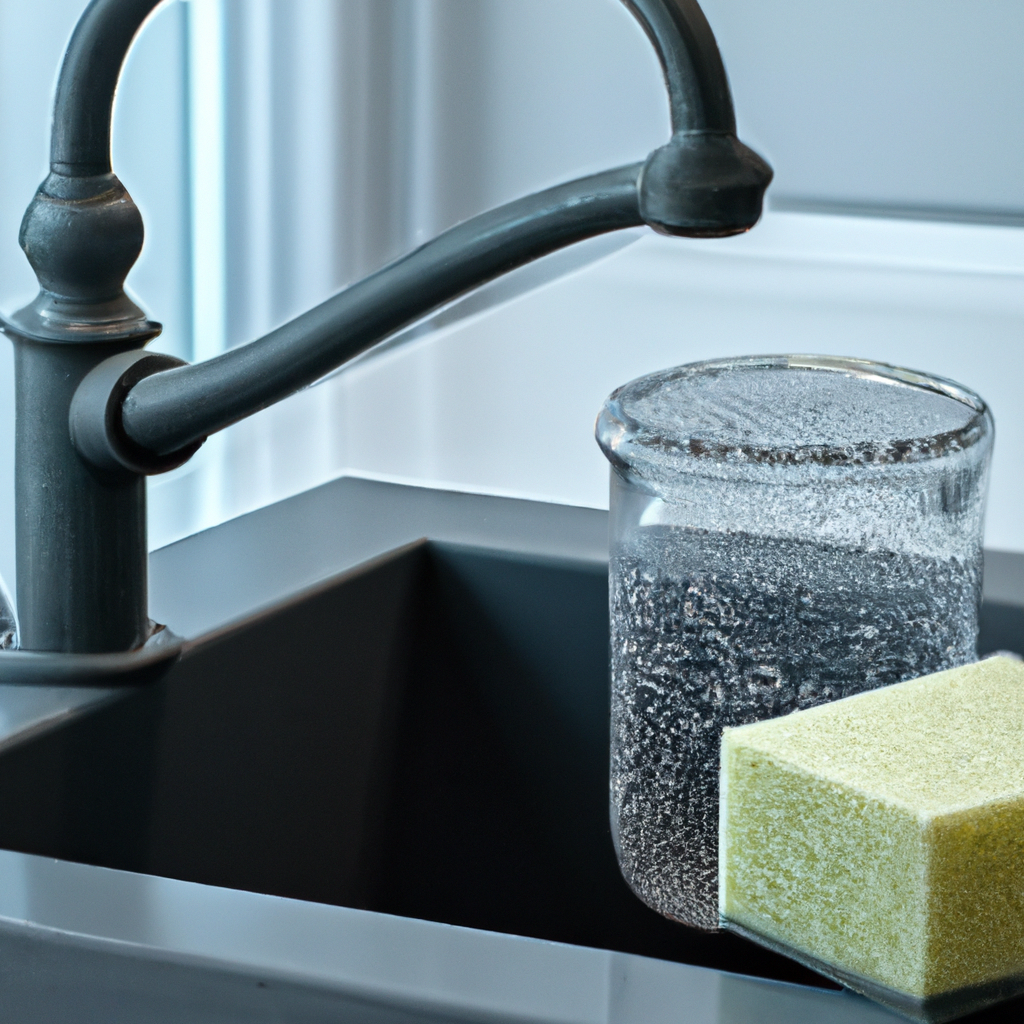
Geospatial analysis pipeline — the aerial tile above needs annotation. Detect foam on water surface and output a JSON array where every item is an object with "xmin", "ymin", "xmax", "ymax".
[
  {"xmin": 625, "ymin": 363, "xmax": 973, "ymax": 450},
  {"xmin": 598, "ymin": 357, "xmax": 989, "ymax": 488}
]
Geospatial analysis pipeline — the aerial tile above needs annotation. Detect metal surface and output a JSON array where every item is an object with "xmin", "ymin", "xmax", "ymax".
[
  {"xmin": 69, "ymin": 349, "xmax": 200, "ymax": 474},
  {"xmin": 0, "ymin": 0, "xmax": 771, "ymax": 654},
  {"xmin": 14, "ymin": 340, "xmax": 151, "ymax": 653},
  {"xmin": 149, "ymin": 476, "xmax": 609, "ymax": 640},
  {"xmin": 119, "ymin": 165, "xmax": 645, "ymax": 456},
  {"xmin": 0, "ymin": 626, "xmax": 180, "ymax": 687}
]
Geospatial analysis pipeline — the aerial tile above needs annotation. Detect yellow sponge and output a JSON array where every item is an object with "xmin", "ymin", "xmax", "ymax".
[{"xmin": 719, "ymin": 656, "xmax": 1024, "ymax": 1021}]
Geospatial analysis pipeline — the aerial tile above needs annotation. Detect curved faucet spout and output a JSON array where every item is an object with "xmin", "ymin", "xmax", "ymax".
[
  {"xmin": 624, "ymin": 0, "xmax": 772, "ymax": 235},
  {"xmin": 2, "ymin": 0, "xmax": 771, "ymax": 654},
  {"xmin": 624, "ymin": 0, "xmax": 737, "ymax": 134},
  {"xmin": 111, "ymin": 165, "xmax": 644, "ymax": 463},
  {"xmin": 51, "ymin": 0, "xmax": 161, "ymax": 177},
  {"xmin": 102, "ymin": 0, "xmax": 772, "ymax": 464}
]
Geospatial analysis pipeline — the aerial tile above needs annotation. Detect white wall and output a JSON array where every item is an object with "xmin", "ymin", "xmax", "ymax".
[
  {"xmin": 151, "ymin": 211, "xmax": 1024, "ymax": 553},
  {"xmin": 150, "ymin": 0, "xmax": 1024, "ymax": 556},
  {"xmin": 1, "ymin": 0, "xmax": 1023, "ymax": 608},
  {"xmin": 702, "ymin": 0, "xmax": 1024, "ymax": 220}
]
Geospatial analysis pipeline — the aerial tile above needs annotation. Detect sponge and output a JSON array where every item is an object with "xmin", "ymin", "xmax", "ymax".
[{"xmin": 719, "ymin": 656, "xmax": 1024, "ymax": 1022}]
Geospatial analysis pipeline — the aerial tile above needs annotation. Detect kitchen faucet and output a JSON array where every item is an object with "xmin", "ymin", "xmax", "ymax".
[{"xmin": 0, "ymin": 0, "xmax": 771, "ymax": 667}]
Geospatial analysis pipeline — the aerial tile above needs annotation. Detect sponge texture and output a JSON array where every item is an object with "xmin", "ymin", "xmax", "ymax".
[{"xmin": 719, "ymin": 656, "xmax": 1024, "ymax": 999}]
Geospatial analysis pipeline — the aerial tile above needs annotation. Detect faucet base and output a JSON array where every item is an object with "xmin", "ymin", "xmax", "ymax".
[{"xmin": 0, "ymin": 624, "xmax": 181, "ymax": 686}]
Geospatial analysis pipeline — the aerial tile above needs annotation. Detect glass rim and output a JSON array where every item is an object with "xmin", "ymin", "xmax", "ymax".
[{"xmin": 596, "ymin": 354, "xmax": 992, "ymax": 477}]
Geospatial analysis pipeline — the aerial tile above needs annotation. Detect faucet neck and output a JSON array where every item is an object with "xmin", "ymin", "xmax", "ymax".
[
  {"xmin": 624, "ymin": 0, "xmax": 736, "ymax": 135},
  {"xmin": 51, "ymin": 0, "xmax": 162, "ymax": 177},
  {"xmin": 5, "ymin": 0, "xmax": 162, "ymax": 347}
]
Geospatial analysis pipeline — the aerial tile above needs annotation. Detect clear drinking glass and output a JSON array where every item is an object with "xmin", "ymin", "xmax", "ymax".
[{"xmin": 595, "ymin": 355, "xmax": 993, "ymax": 931}]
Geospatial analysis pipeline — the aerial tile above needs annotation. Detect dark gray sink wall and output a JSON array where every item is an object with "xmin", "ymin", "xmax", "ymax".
[
  {"xmin": 0, "ymin": 537, "xmax": 831, "ymax": 993},
  {"xmin": 148, "ymin": 476, "xmax": 609, "ymax": 641}
]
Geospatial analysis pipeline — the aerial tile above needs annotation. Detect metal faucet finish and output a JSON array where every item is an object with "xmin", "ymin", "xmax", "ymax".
[{"xmin": 1, "ymin": 0, "xmax": 771, "ymax": 656}]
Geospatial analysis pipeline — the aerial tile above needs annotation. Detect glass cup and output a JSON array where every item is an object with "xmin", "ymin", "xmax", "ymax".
[{"xmin": 595, "ymin": 355, "xmax": 993, "ymax": 931}]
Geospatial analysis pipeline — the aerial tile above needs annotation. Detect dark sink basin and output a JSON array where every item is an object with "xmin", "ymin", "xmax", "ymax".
[
  {"xmin": 0, "ymin": 539, "xmax": 822, "ymax": 990},
  {"xmin": 0, "ymin": 478, "xmax": 1019, "ymax": 1021}
]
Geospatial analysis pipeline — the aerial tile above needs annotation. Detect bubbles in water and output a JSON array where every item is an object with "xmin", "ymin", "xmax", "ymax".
[
  {"xmin": 601, "ymin": 357, "xmax": 991, "ymax": 932},
  {"xmin": 610, "ymin": 526, "xmax": 979, "ymax": 931}
]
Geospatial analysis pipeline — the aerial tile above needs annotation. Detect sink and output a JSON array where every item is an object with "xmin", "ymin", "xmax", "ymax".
[{"xmin": 0, "ymin": 477, "xmax": 1017, "ymax": 1022}]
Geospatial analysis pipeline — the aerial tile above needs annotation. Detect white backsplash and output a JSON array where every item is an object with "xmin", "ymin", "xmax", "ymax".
[{"xmin": 148, "ymin": 208, "xmax": 1024, "ymax": 557}]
